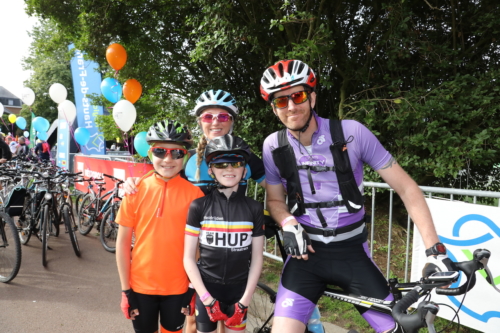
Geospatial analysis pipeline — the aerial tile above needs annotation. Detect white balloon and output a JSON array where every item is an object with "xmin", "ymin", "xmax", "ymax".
[
  {"xmin": 0, "ymin": 102, "xmax": 3, "ymax": 117},
  {"xmin": 113, "ymin": 100, "xmax": 136, "ymax": 132},
  {"xmin": 58, "ymin": 100, "xmax": 77, "ymax": 125},
  {"xmin": 21, "ymin": 87, "xmax": 36, "ymax": 106},
  {"xmin": 49, "ymin": 83, "xmax": 68, "ymax": 104}
]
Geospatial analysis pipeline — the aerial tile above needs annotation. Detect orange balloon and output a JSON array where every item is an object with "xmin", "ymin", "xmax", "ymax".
[
  {"xmin": 123, "ymin": 79, "xmax": 143, "ymax": 104},
  {"xmin": 106, "ymin": 43, "xmax": 127, "ymax": 70}
]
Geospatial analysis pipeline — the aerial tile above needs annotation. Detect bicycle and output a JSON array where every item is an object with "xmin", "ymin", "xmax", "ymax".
[
  {"xmin": 98, "ymin": 174, "xmax": 123, "ymax": 253},
  {"xmin": 247, "ymin": 220, "xmax": 500, "ymax": 333},
  {"xmin": 0, "ymin": 175, "xmax": 22, "ymax": 283},
  {"xmin": 78, "ymin": 174, "xmax": 123, "ymax": 251},
  {"xmin": 57, "ymin": 171, "xmax": 82, "ymax": 257}
]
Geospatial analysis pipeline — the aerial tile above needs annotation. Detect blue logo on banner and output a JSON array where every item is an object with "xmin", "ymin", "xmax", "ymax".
[
  {"xmin": 69, "ymin": 44, "xmax": 105, "ymax": 155},
  {"xmin": 440, "ymin": 214, "xmax": 500, "ymax": 323}
]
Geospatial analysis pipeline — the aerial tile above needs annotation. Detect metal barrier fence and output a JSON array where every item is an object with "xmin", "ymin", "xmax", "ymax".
[{"xmin": 255, "ymin": 181, "xmax": 500, "ymax": 282}]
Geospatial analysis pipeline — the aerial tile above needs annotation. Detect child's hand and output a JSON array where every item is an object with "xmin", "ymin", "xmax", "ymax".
[
  {"xmin": 225, "ymin": 302, "xmax": 248, "ymax": 326},
  {"xmin": 123, "ymin": 177, "xmax": 140, "ymax": 195}
]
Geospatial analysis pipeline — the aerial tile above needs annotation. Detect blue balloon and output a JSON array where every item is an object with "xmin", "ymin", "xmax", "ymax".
[
  {"xmin": 134, "ymin": 131, "xmax": 150, "ymax": 157},
  {"xmin": 101, "ymin": 77, "xmax": 122, "ymax": 103},
  {"xmin": 37, "ymin": 131, "xmax": 48, "ymax": 141},
  {"xmin": 75, "ymin": 127, "xmax": 90, "ymax": 146},
  {"xmin": 16, "ymin": 116, "xmax": 27, "ymax": 130},
  {"xmin": 33, "ymin": 117, "xmax": 50, "ymax": 132}
]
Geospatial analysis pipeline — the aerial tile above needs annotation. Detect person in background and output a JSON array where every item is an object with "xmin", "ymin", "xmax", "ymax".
[
  {"xmin": 0, "ymin": 134, "xmax": 12, "ymax": 163},
  {"xmin": 35, "ymin": 139, "xmax": 51, "ymax": 161},
  {"xmin": 9, "ymin": 140, "xmax": 19, "ymax": 155},
  {"xmin": 16, "ymin": 137, "xmax": 29, "ymax": 159}
]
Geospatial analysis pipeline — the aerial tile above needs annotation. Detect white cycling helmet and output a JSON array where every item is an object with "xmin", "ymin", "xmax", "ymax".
[
  {"xmin": 194, "ymin": 90, "xmax": 238, "ymax": 118},
  {"xmin": 260, "ymin": 60, "xmax": 317, "ymax": 102}
]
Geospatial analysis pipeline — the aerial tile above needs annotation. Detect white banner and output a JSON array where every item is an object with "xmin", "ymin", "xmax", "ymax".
[{"xmin": 411, "ymin": 198, "xmax": 500, "ymax": 332}]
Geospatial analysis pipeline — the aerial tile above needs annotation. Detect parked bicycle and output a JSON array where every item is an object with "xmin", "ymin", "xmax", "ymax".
[
  {"xmin": 247, "ymin": 219, "xmax": 500, "ymax": 333},
  {"xmin": 78, "ymin": 174, "xmax": 123, "ymax": 252},
  {"xmin": 0, "ymin": 171, "xmax": 21, "ymax": 283}
]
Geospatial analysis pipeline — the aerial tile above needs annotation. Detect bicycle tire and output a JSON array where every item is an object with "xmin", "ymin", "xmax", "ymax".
[
  {"xmin": 0, "ymin": 213, "xmax": 22, "ymax": 283},
  {"xmin": 42, "ymin": 205, "xmax": 49, "ymax": 267},
  {"xmin": 99, "ymin": 203, "xmax": 119, "ymax": 253},
  {"xmin": 63, "ymin": 205, "xmax": 81, "ymax": 257},
  {"xmin": 247, "ymin": 282, "xmax": 276, "ymax": 333},
  {"xmin": 18, "ymin": 196, "xmax": 33, "ymax": 245},
  {"xmin": 48, "ymin": 204, "xmax": 60, "ymax": 237},
  {"xmin": 77, "ymin": 194, "xmax": 95, "ymax": 236}
]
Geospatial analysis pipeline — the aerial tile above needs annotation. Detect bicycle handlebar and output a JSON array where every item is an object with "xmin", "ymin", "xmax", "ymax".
[{"xmin": 392, "ymin": 248, "xmax": 495, "ymax": 333}]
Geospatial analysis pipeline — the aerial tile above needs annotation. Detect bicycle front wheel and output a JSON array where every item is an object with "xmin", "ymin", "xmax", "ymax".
[
  {"xmin": 42, "ymin": 205, "xmax": 49, "ymax": 267},
  {"xmin": 63, "ymin": 205, "xmax": 80, "ymax": 257},
  {"xmin": 0, "ymin": 213, "xmax": 22, "ymax": 283},
  {"xmin": 100, "ymin": 203, "xmax": 120, "ymax": 253},
  {"xmin": 247, "ymin": 282, "xmax": 276, "ymax": 333},
  {"xmin": 77, "ymin": 194, "xmax": 95, "ymax": 236},
  {"xmin": 18, "ymin": 196, "xmax": 33, "ymax": 245}
]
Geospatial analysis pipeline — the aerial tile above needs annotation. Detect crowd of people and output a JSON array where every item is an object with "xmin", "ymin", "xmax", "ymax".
[
  {"xmin": 0, "ymin": 133, "xmax": 52, "ymax": 163},
  {"xmin": 115, "ymin": 59, "xmax": 454, "ymax": 333}
]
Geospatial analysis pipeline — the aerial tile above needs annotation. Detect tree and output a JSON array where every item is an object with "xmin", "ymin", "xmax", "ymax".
[
  {"xmin": 25, "ymin": 0, "xmax": 500, "ymax": 188},
  {"xmin": 21, "ymin": 19, "xmax": 75, "ymax": 127}
]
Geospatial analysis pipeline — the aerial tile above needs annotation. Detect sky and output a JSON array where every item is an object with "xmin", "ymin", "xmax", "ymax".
[{"xmin": 0, "ymin": 0, "xmax": 39, "ymax": 98}]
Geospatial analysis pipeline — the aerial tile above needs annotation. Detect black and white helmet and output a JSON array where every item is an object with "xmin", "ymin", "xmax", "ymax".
[
  {"xmin": 204, "ymin": 134, "xmax": 251, "ymax": 164},
  {"xmin": 146, "ymin": 120, "xmax": 193, "ymax": 148},
  {"xmin": 194, "ymin": 90, "xmax": 238, "ymax": 118}
]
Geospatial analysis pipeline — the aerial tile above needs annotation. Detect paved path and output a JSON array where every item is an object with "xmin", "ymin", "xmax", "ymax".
[
  {"xmin": 0, "ymin": 227, "xmax": 348, "ymax": 333},
  {"xmin": 0, "ymin": 229, "xmax": 131, "ymax": 332}
]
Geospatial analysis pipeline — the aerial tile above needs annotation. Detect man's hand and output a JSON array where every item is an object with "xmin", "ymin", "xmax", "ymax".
[
  {"xmin": 282, "ymin": 223, "xmax": 314, "ymax": 260},
  {"xmin": 0, "ymin": 158, "xmax": 7, "ymax": 163},
  {"xmin": 123, "ymin": 177, "xmax": 140, "ymax": 195},
  {"xmin": 422, "ymin": 254, "xmax": 456, "ymax": 278}
]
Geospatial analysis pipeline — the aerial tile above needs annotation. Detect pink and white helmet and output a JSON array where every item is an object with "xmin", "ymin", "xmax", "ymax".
[{"xmin": 260, "ymin": 60, "xmax": 317, "ymax": 102}]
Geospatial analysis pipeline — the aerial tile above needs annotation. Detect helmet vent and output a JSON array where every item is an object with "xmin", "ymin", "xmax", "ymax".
[
  {"xmin": 297, "ymin": 62, "xmax": 305, "ymax": 73},
  {"xmin": 288, "ymin": 60, "xmax": 296, "ymax": 74},
  {"xmin": 278, "ymin": 63, "xmax": 284, "ymax": 77}
]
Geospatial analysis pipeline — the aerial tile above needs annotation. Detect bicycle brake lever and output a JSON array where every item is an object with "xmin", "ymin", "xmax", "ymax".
[
  {"xmin": 483, "ymin": 266, "xmax": 500, "ymax": 292},
  {"xmin": 424, "ymin": 303, "xmax": 439, "ymax": 333}
]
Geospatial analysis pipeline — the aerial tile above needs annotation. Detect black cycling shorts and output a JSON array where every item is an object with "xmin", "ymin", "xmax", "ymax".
[
  {"xmin": 195, "ymin": 281, "xmax": 246, "ymax": 333},
  {"xmin": 131, "ymin": 291, "xmax": 186, "ymax": 333},
  {"xmin": 281, "ymin": 240, "xmax": 391, "ymax": 314}
]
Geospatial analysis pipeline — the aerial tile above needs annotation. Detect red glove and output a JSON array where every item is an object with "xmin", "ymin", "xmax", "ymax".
[
  {"xmin": 225, "ymin": 302, "xmax": 248, "ymax": 327},
  {"xmin": 205, "ymin": 299, "xmax": 228, "ymax": 322},
  {"xmin": 183, "ymin": 287, "xmax": 196, "ymax": 316},
  {"xmin": 121, "ymin": 289, "xmax": 139, "ymax": 319}
]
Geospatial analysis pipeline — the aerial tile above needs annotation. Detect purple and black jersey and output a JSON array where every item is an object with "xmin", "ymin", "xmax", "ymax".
[{"xmin": 263, "ymin": 114, "xmax": 392, "ymax": 238}]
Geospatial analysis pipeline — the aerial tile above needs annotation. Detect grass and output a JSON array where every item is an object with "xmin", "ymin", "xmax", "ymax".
[{"xmin": 259, "ymin": 210, "xmax": 483, "ymax": 333}]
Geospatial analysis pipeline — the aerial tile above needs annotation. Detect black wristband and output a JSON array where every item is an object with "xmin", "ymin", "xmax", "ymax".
[{"xmin": 425, "ymin": 242, "xmax": 447, "ymax": 257}]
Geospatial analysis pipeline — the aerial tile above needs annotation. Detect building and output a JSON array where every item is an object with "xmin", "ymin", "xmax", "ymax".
[{"xmin": 0, "ymin": 86, "xmax": 22, "ymax": 115}]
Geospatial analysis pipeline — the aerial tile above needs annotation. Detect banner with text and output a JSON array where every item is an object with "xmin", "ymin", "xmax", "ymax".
[
  {"xmin": 69, "ymin": 44, "xmax": 105, "ymax": 155},
  {"xmin": 73, "ymin": 155, "xmax": 153, "ymax": 196},
  {"xmin": 411, "ymin": 198, "xmax": 500, "ymax": 332},
  {"xmin": 56, "ymin": 119, "xmax": 70, "ymax": 169}
]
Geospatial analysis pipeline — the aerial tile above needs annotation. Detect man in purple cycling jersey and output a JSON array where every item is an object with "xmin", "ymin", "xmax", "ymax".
[{"xmin": 260, "ymin": 60, "xmax": 455, "ymax": 333}]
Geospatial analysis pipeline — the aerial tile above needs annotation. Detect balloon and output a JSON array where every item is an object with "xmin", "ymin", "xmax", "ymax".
[
  {"xmin": 58, "ymin": 100, "xmax": 77, "ymax": 125},
  {"xmin": 49, "ymin": 83, "xmax": 68, "ymax": 104},
  {"xmin": 123, "ymin": 79, "xmax": 143, "ymax": 104},
  {"xmin": 134, "ymin": 131, "xmax": 149, "ymax": 157},
  {"xmin": 0, "ymin": 103, "xmax": 3, "ymax": 117},
  {"xmin": 23, "ymin": 131, "xmax": 29, "ymax": 137},
  {"xmin": 21, "ymin": 87, "xmax": 36, "ymax": 106},
  {"xmin": 8, "ymin": 114, "xmax": 17, "ymax": 124},
  {"xmin": 37, "ymin": 131, "xmax": 48, "ymax": 141},
  {"xmin": 33, "ymin": 117, "xmax": 50, "ymax": 132},
  {"xmin": 100, "ymin": 78, "xmax": 122, "ymax": 103},
  {"xmin": 75, "ymin": 127, "xmax": 90, "ymax": 146},
  {"xmin": 15, "ymin": 116, "xmax": 26, "ymax": 130},
  {"xmin": 106, "ymin": 43, "xmax": 127, "ymax": 71},
  {"xmin": 113, "ymin": 100, "xmax": 136, "ymax": 132}
]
